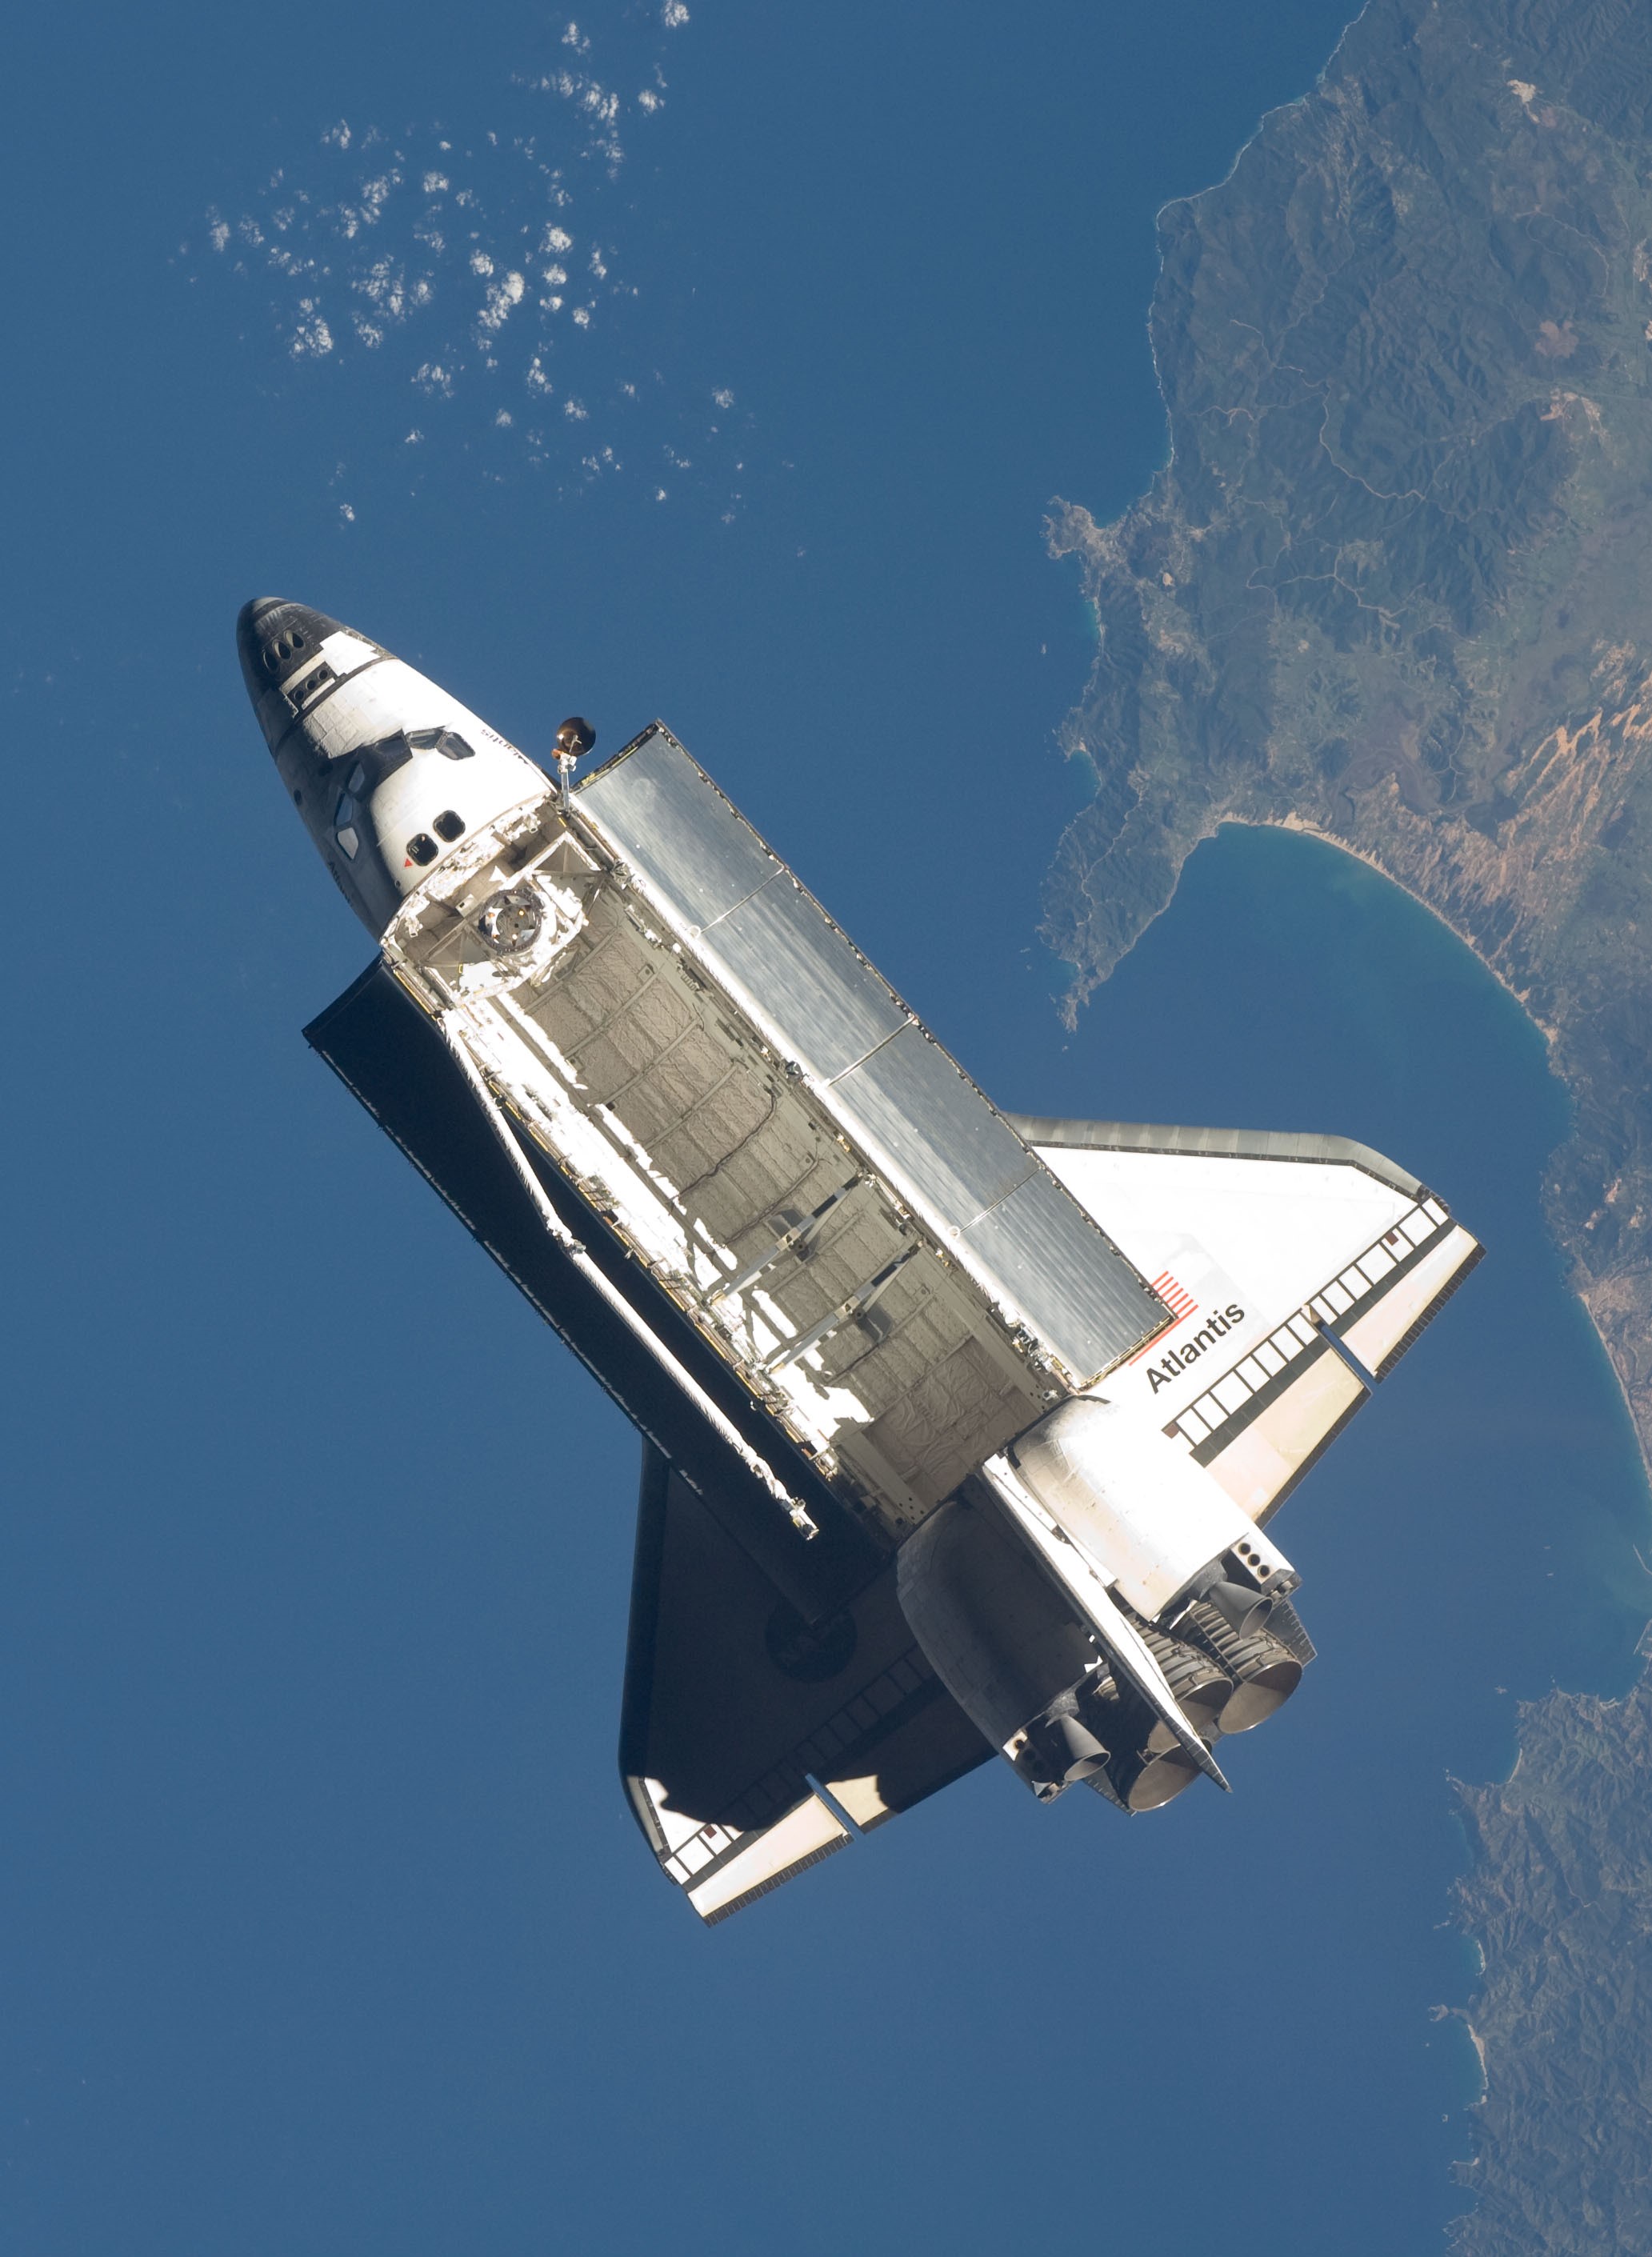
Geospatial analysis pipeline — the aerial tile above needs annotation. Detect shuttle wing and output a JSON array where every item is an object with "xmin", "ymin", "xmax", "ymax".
[
  {"xmin": 622, "ymin": 1447, "xmax": 992, "ymax": 1924},
  {"xmin": 1006, "ymin": 1118, "xmax": 1482, "ymax": 1523}
]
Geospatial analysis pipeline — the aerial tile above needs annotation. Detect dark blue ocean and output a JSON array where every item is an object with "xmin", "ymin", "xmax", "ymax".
[{"xmin": 3, "ymin": 2, "xmax": 1648, "ymax": 2250}]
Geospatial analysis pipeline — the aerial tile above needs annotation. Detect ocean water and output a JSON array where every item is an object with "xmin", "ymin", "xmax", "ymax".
[
  {"xmin": 6, "ymin": 2, "xmax": 1648, "ymax": 2250},
  {"xmin": 890, "ymin": 814, "xmax": 1652, "ymax": 2247},
  {"xmin": 1038, "ymin": 820, "xmax": 1652, "ymax": 1723}
]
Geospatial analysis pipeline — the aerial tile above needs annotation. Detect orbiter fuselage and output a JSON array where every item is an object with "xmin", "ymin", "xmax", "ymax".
[{"xmin": 239, "ymin": 597, "xmax": 1482, "ymax": 1923}]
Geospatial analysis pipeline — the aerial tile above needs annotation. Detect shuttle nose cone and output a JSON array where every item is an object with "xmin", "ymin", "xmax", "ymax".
[{"xmin": 235, "ymin": 595, "xmax": 350, "ymax": 705}]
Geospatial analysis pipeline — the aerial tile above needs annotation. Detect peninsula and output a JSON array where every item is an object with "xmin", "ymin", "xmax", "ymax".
[
  {"xmin": 1046, "ymin": 0, "xmax": 1652, "ymax": 1461},
  {"xmin": 1042, "ymin": 0, "xmax": 1652, "ymax": 2240}
]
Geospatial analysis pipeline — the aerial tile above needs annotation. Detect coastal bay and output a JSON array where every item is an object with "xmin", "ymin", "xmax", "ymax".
[{"xmin": 1041, "ymin": 0, "xmax": 1652, "ymax": 2236}]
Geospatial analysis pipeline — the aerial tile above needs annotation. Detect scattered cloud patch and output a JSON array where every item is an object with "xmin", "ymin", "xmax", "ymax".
[
  {"xmin": 478, "ymin": 270, "xmax": 526, "ymax": 331},
  {"xmin": 290, "ymin": 300, "xmax": 334, "ymax": 357},
  {"xmin": 198, "ymin": 8, "xmax": 761, "ymax": 507}
]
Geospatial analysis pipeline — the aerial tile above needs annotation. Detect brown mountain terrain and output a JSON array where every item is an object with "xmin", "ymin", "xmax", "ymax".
[
  {"xmin": 1046, "ymin": 0, "xmax": 1652, "ymax": 1456},
  {"xmin": 1041, "ymin": 1, "xmax": 1652, "ymax": 2241}
]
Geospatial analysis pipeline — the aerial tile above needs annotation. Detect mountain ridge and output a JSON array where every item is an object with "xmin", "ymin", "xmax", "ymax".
[{"xmin": 1042, "ymin": 2, "xmax": 1652, "ymax": 2240}]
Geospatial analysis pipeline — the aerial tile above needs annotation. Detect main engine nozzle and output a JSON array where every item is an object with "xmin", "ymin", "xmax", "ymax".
[{"xmin": 1183, "ymin": 1603, "xmax": 1304, "ymax": 1733}]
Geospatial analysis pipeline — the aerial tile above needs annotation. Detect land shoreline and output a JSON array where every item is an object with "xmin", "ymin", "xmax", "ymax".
[{"xmin": 1247, "ymin": 816, "xmax": 1649, "ymax": 1479}]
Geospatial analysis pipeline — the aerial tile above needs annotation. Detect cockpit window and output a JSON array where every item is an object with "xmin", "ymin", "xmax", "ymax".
[
  {"xmin": 334, "ymin": 791, "xmax": 360, "ymax": 859},
  {"xmin": 406, "ymin": 833, "xmax": 438, "ymax": 866},
  {"xmin": 406, "ymin": 727, "xmax": 476, "ymax": 761},
  {"xmin": 342, "ymin": 733, "xmax": 414, "ymax": 792},
  {"xmin": 432, "ymin": 809, "xmax": 466, "ymax": 842}
]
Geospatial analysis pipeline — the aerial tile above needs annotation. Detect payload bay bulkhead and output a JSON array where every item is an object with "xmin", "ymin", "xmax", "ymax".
[{"xmin": 239, "ymin": 596, "xmax": 1482, "ymax": 1925}]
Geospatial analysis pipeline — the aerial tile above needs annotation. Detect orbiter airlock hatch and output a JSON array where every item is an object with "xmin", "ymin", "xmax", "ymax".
[{"xmin": 248, "ymin": 598, "xmax": 1482, "ymax": 1923}]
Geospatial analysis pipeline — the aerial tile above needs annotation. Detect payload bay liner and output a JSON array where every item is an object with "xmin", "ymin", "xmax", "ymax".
[{"xmin": 239, "ymin": 596, "xmax": 1482, "ymax": 1925}]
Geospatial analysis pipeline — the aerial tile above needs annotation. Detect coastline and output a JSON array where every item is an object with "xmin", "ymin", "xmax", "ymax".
[
  {"xmin": 1262, "ymin": 814, "xmax": 1559, "ymax": 1046},
  {"xmin": 1223, "ymin": 814, "xmax": 1652, "ymax": 1494},
  {"xmin": 1040, "ymin": 0, "xmax": 1652, "ymax": 2235},
  {"xmin": 1430, "ymin": 2004, "xmax": 1490, "ymax": 2103}
]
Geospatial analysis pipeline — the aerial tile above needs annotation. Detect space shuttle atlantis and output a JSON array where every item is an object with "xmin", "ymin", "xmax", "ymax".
[{"xmin": 240, "ymin": 596, "xmax": 1482, "ymax": 1924}]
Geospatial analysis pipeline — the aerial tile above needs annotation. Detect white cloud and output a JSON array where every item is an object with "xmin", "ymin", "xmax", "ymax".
[
  {"xmin": 208, "ymin": 8, "xmax": 735, "ymax": 496},
  {"xmin": 354, "ymin": 259, "xmax": 433, "ymax": 319},
  {"xmin": 478, "ymin": 270, "xmax": 526, "ymax": 331},
  {"xmin": 290, "ymin": 300, "xmax": 334, "ymax": 356},
  {"xmin": 712, "ymin": 386, "xmax": 733, "ymax": 408}
]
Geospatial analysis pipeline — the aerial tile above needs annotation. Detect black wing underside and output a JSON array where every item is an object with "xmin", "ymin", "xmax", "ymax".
[{"xmin": 621, "ymin": 1446, "xmax": 992, "ymax": 1924}]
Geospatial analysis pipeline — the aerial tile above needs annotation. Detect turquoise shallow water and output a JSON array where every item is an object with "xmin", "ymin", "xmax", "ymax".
[
  {"xmin": 1054, "ymin": 821, "xmax": 1652, "ymax": 1716},
  {"xmin": 768, "ymin": 810, "xmax": 1652, "ymax": 2251},
  {"xmin": 5, "ymin": 4, "xmax": 1645, "ymax": 2247},
  {"xmin": 1020, "ymin": 818, "xmax": 1652, "ymax": 2222}
]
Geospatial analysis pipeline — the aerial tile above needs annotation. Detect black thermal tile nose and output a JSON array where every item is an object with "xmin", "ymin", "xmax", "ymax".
[{"xmin": 235, "ymin": 597, "xmax": 348, "ymax": 705}]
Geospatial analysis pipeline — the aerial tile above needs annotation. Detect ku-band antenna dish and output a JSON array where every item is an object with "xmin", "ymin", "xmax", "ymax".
[{"xmin": 554, "ymin": 714, "xmax": 596, "ymax": 802}]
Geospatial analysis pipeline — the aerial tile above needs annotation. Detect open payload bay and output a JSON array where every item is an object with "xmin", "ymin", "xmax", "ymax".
[
  {"xmin": 377, "ymin": 723, "xmax": 1172, "ymax": 1540},
  {"xmin": 247, "ymin": 597, "xmax": 1483, "ymax": 1924}
]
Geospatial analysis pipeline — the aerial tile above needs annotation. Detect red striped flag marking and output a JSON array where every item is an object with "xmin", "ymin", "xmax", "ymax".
[{"xmin": 1129, "ymin": 1271, "xmax": 1201, "ymax": 1362}]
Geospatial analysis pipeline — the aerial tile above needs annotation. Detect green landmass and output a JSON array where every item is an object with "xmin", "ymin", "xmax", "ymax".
[
  {"xmin": 1452, "ymin": 1639, "xmax": 1652, "ymax": 2251},
  {"xmin": 1041, "ymin": 0, "xmax": 1652, "ymax": 2241},
  {"xmin": 1046, "ymin": 0, "xmax": 1652, "ymax": 1451}
]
